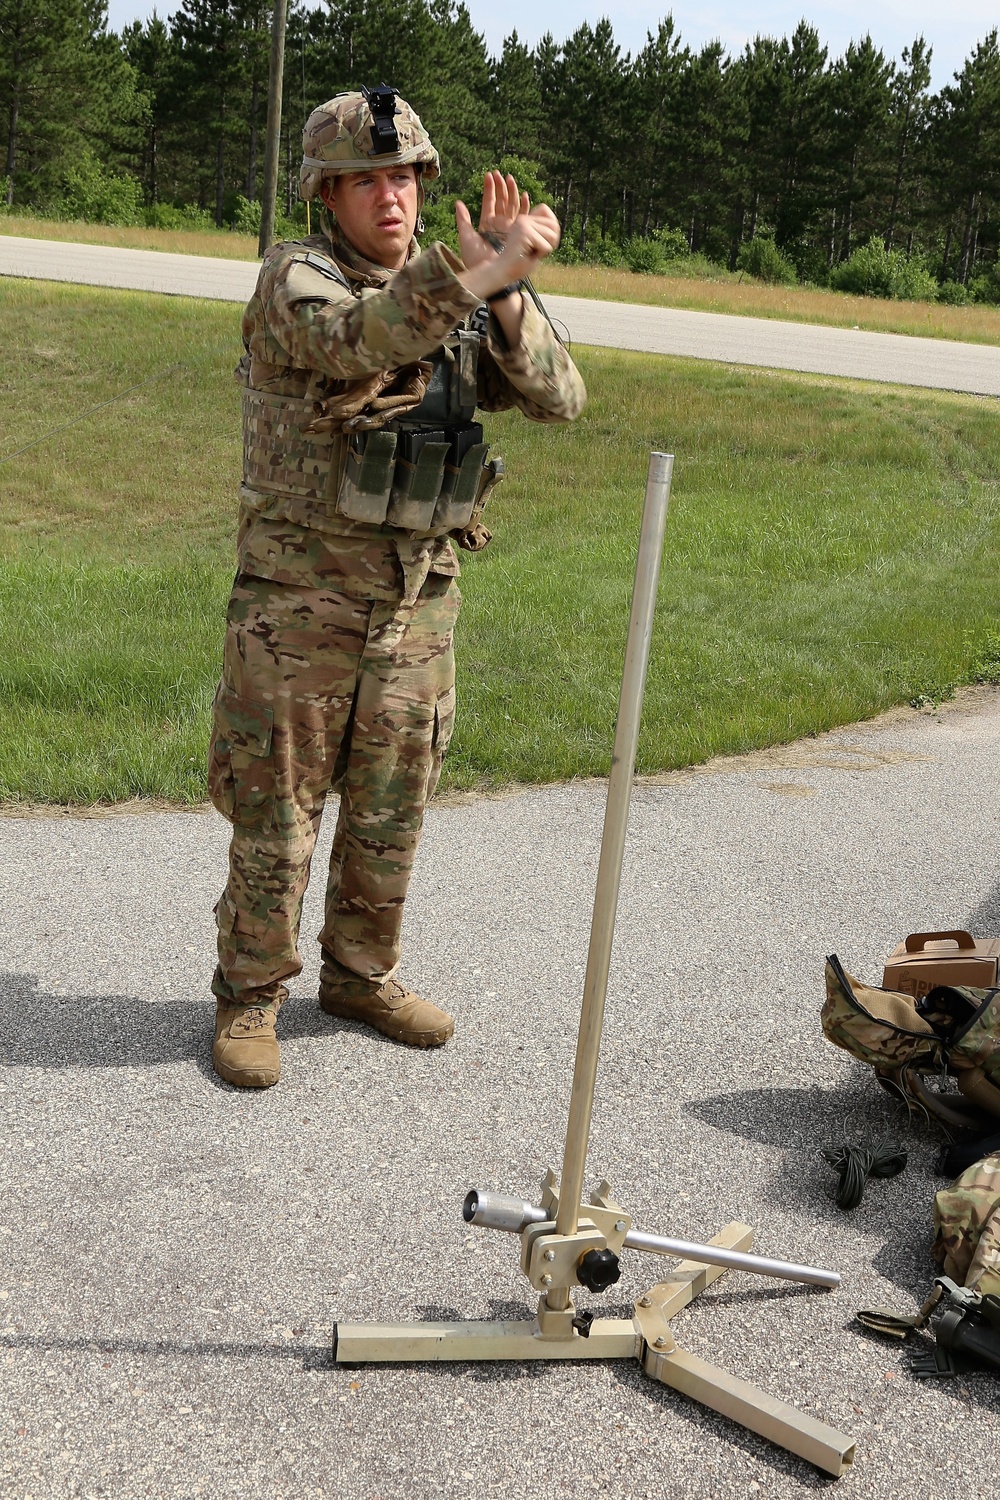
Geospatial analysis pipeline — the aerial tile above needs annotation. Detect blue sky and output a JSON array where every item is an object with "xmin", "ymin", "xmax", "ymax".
[{"xmin": 105, "ymin": 0, "xmax": 997, "ymax": 91}]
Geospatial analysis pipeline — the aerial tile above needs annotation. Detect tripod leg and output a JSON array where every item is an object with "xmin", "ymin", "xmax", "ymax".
[
  {"xmin": 643, "ymin": 1342, "xmax": 856, "ymax": 1477},
  {"xmin": 333, "ymin": 1317, "xmax": 639, "ymax": 1363}
]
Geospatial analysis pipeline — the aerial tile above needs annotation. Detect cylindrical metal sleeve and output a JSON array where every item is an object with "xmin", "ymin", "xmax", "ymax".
[
  {"xmin": 621, "ymin": 1230, "xmax": 840, "ymax": 1289},
  {"xmin": 463, "ymin": 1189, "xmax": 840, "ymax": 1288},
  {"xmin": 463, "ymin": 1190, "xmax": 545, "ymax": 1233}
]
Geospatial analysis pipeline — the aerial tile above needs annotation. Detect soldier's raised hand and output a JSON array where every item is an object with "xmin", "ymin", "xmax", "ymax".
[
  {"xmin": 456, "ymin": 171, "xmax": 561, "ymax": 295},
  {"xmin": 478, "ymin": 171, "xmax": 530, "ymax": 243}
]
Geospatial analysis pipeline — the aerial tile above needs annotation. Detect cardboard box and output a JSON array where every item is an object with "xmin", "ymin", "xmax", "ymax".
[{"xmin": 883, "ymin": 930, "xmax": 1000, "ymax": 998}]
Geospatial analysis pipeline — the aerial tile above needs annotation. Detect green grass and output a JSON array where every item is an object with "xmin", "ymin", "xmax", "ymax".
[
  {"xmin": 2, "ymin": 277, "xmax": 999, "ymax": 804},
  {"xmin": 0, "ymin": 561, "xmax": 227, "ymax": 801}
]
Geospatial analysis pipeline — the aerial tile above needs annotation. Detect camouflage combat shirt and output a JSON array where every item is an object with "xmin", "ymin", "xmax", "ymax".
[{"xmin": 237, "ymin": 225, "xmax": 587, "ymax": 600}]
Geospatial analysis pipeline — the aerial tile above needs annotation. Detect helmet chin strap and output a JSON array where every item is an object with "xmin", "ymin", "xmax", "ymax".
[{"xmin": 416, "ymin": 168, "xmax": 426, "ymax": 237}]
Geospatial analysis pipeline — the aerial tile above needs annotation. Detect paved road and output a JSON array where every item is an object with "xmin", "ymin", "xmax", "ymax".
[
  {"xmin": 3, "ymin": 691, "xmax": 999, "ymax": 1498},
  {"xmin": 3, "ymin": 233, "xmax": 999, "ymax": 396}
]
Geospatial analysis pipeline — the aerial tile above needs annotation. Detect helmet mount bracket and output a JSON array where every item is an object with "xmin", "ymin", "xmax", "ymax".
[{"xmin": 360, "ymin": 83, "xmax": 400, "ymax": 155}]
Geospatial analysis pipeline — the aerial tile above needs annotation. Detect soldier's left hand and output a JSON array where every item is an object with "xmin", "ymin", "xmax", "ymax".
[
  {"xmin": 456, "ymin": 172, "xmax": 560, "ymax": 276},
  {"xmin": 479, "ymin": 171, "xmax": 529, "ymax": 243}
]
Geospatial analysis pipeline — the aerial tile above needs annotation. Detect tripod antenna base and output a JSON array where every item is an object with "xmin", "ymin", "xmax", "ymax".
[
  {"xmin": 331, "ymin": 1220, "xmax": 856, "ymax": 1477},
  {"xmin": 333, "ymin": 1316, "xmax": 639, "ymax": 1363}
]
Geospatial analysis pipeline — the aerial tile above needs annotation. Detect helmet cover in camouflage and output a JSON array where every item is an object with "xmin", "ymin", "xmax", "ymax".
[{"xmin": 300, "ymin": 87, "xmax": 440, "ymax": 201}]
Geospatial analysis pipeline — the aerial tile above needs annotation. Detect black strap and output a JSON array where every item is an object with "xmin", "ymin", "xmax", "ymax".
[
  {"xmin": 941, "ymin": 1126, "xmax": 1000, "ymax": 1176},
  {"xmin": 486, "ymin": 281, "xmax": 522, "ymax": 305}
]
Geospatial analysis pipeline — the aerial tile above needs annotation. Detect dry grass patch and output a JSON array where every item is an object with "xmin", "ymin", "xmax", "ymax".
[
  {"xmin": 0, "ymin": 212, "xmax": 261, "ymax": 260},
  {"xmin": 535, "ymin": 264, "xmax": 1000, "ymax": 345}
]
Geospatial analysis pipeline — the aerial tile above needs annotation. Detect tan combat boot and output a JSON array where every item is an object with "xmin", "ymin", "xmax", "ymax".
[
  {"xmin": 319, "ymin": 976, "xmax": 454, "ymax": 1048},
  {"xmin": 212, "ymin": 995, "xmax": 284, "ymax": 1088}
]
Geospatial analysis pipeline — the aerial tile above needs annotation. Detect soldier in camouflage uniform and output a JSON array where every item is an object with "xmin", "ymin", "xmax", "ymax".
[
  {"xmin": 933, "ymin": 1153, "xmax": 1000, "ymax": 1294},
  {"xmin": 209, "ymin": 86, "xmax": 586, "ymax": 1088}
]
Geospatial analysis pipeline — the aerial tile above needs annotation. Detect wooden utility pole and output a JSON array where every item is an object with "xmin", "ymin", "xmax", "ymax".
[{"xmin": 258, "ymin": 0, "xmax": 289, "ymax": 256}]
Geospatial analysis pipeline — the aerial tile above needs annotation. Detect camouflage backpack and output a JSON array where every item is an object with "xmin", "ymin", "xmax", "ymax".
[{"xmin": 822, "ymin": 954, "xmax": 1000, "ymax": 1130}]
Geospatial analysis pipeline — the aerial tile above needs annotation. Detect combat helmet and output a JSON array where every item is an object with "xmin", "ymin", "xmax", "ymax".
[{"xmin": 300, "ymin": 85, "xmax": 440, "ymax": 201}]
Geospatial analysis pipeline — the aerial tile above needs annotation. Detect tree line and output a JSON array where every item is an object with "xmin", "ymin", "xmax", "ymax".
[{"xmin": 2, "ymin": 0, "xmax": 1000, "ymax": 298}]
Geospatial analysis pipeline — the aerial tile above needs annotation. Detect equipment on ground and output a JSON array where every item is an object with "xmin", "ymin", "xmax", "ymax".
[
  {"xmin": 857, "ymin": 1146, "xmax": 1000, "ymax": 1377},
  {"xmin": 823, "ymin": 954, "xmax": 1000, "ymax": 1132},
  {"xmin": 822, "ymin": 1137, "xmax": 907, "ymax": 1210},
  {"xmin": 329, "ymin": 452, "xmax": 857, "ymax": 1478},
  {"xmin": 883, "ymin": 930, "xmax": 1000, "ymax": 999},
  {"xmin": 860, "ymin": 1276, "xmax": 1000, "ymax": 1378}
]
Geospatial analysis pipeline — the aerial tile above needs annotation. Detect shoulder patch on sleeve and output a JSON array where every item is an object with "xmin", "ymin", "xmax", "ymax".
[{"xmin": 283, "ymin": 253, "xmax": 350, "ymax": 302}]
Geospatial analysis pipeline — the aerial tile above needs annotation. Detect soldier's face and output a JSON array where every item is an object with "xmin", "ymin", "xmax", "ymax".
[{"xmin": 322, "ymin": 166, "xmax": 419, "ymax": 268}]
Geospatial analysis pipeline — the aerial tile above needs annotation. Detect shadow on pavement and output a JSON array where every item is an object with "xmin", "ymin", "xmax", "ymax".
[
  {"xmin": 850, "ymin": 1320, "xmax": 1000, "ymax": 1412},
  {"xmin": 0, "ymin": 1329, "xmax": 333, "ymax": 1368},
  {"xmin": 606, "ymin": 1358, "xmax": 838, "ymax": 1487},
  {"xmin": 871, "ymin": 1223, "xmax": 941, "ymax": 1293},
  {"xmin": 966, "ymin": 881, "xmax": 1000, "ymax": 938},
  {"xmin": 685, "ymin": 1083, "xmax": 902, "ymax": 1148},
  {"xmin": 0, "ymin": 970, "xmax": 342, "ymax": 1072},
  {"xmin": 685, "ymin": 1083, "xmax": 948, "ymax": 1225}
]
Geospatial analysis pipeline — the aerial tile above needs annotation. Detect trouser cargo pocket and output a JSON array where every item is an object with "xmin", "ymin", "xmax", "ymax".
[
  {"xmin": 208, "ymin": 681, "xmax": 276, "ymax": 832},
  {"xmin": 426, "ymin": 682, "xmax": 457, "ymax": 799}
]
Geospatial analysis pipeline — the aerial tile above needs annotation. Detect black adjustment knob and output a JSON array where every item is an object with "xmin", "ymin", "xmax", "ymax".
[{"xmin": 577, "ymin": 1248, "xmax": 622, "ymax": 1293}]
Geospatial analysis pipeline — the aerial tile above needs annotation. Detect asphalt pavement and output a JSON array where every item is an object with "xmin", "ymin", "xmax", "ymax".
[
  {"xmin": 3, "ymin": 689, "xmax": 1000, "ymax": 1498},
  {"xmin": 3, "ymin": 234, "xmax": 999, "ymax": 395}
]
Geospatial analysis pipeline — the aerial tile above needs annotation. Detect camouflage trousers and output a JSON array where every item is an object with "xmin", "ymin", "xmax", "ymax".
[{"xmin": 208, "ymin": 572, "xmax": 459, "ymax": 1004}]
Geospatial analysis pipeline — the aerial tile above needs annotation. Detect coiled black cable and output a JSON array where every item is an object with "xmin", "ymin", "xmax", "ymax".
[{"xmin": 822, "ymin": 1140, "xmax": 908, "ymax": 1210}]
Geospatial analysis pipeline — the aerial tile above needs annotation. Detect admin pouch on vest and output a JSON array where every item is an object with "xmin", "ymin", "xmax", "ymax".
[
  {"xmin": 822, "ymin": 954, "xmax": 1000, "ymax": 1133},
  {"xmin": 242, "ymin": 313, "xmax": 503, "ymax": 547}
]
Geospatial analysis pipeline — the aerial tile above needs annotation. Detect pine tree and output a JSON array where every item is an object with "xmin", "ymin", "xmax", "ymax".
[
  {"xmin": 171, "ymin": 0, "xmax": 269, "ymax": 225},
  {"xmin": 555, "ymin": 19, "xmax": 624, "ymax": 253},
  {"xmin": 732, "ymin": 35, "xmax": 800, "ymax": 242},
  {"xmin": 668, "ymin": 40, "xmax": 739, "ymax": 257},
  {"xmin": 826, "ymin": 36, "xmax": 895, "ymax": 259},
  {"xmin": 120, "ymin": 13, "xmax": 177, "ymax": 202},
  {"xmin": 930, "ymin": 31, "xmax": 1000, "ymax": 282},
  {"xmin": 489, "ymin": 30, "xmax": 541, "ymax": 162},
  {"xmin": 885, "ymin": 38, "xmax": 932, "ymax": 251},
  {"xmin": 533, "ymin": 32, "xmax": 570, "ymax": 225},
  {"xmin": 0, "ymin": 0, "xmax": 141, "ymax": 209},
  {"xmin": 630, "ymin": 18, "xmax": 689, "ymax": 239}
]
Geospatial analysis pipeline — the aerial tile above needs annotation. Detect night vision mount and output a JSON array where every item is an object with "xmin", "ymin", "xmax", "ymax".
[{"xmin": 360, "ymin": 83, "xmax": 400, "ymax": 155}]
